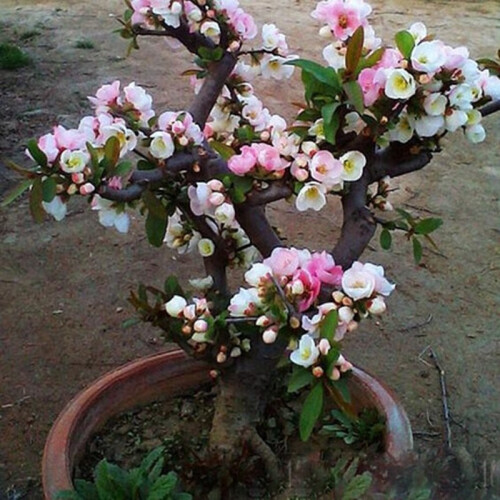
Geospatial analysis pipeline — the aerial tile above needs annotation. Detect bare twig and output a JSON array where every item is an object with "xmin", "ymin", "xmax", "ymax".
[
  {"xmin": 422, "ymin": 346, "xmax": 453, "ymax": 450},
  {"xmin": 480, "ymin": 99, "xmax": 500, "ymax": 117},
  {"xmin": 401, "ymin": 313, "xmax": 433, "ymax": 333}
]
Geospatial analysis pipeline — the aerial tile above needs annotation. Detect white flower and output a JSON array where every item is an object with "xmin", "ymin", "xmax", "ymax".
[
  {"xmin": 165, "ymin": 295, "xmax": 187, "ymax": 317},
  {"xmin": 150, "ymin": 131, "xmax": 175, "ymax": 159},
  {"xmin": 214, "ymin": 202, "xmax": 235, "ymax": 226},
  {"xmin": 296, "ymin": 182, "xmax": 327, "ymax": 212},
  {"xmin": 244, "ymin": 263, "xmax": 272, "ymax": 287},
  {"xmin": 340, "ymin": 151, "xmax": 366, "ymax": 182},
  {"xmin": 385, "ymin": 69, "xmax": 416, "ymax": 100},
  {"xmin": 448, "ymin": 84, "xmax": 474, "ymax": 110},
  {"xmin": 445, "ymin": 109, "xmax": 468, "ymax": 132},
  {"xmin": 198, "ymin": 238, "xmax": 215, "ymax": 257},
  {"xmin": 290, "ymin": 334, "xmax": 319, "ymax": 368},
  {"xmin": 408, "ymin": 22, "xmax": 427, "ymax": 44},
  {"xmin": 342, "ymin": 268, "xmax": 376, "ymax": 300},
  {"xmin": 228, "ymin": 287, "xmax": 261, "ymax": 317},
  {"xmin": 200, "ymin": 20, "xmax": 221, "ymax": 37},
  {"xmin": 260, "ymin": 55, "xmax": 295, "ymax": 80},
  {"xmin": 91, "ymin": 194, "xmax": 129, "ymax": 233},
  {"xmin": 411, "ymin": 41, "xmax": 446, "ymax": 73},
  {"xmin": 322, "ymin": 42, "xmax": 346, "ymax": 70},
  {"xmin": 59, "ymin": 149, "xmax": 89, "ymax": 174},
  {"xmin": 188, "ymin": 276, "xmax": 214, "ymax": 291},
  {"xmin": 411, "ymin": 114, "xmax": 445, "ymax": 137},
  {"xmin": 42, "ymin": 196, "xmax": 67, "ymax": 221},
  {"xmin": 423, "ymin": 93, "xmax": 447, "ymax": 116},
  {"xmin": 465, "ymin": 124, "xmax": 486, "ymax": 143},
  {"xmin": 368, "ymin": 296, "xmax": 386, "ymax": 315},
  {"xmin": 388, "ymin": 113, "xmax": 414, "ymax": 143}
]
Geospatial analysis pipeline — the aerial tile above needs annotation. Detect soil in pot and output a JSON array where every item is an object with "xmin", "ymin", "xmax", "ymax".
[{"xmin": 74, "ymin": 382, "xmax": 467, "ymax": 499}]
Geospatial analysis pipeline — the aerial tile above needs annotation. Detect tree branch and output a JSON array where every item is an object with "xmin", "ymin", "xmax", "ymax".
[
  {"xmin": 332, "ymin": 171, "xmax": 376, "ymax": 269},
  {"xmin": 189, "ymin": 52, "xmax": 238, "ymax": 127},
  {"xmin": 480, "ymin": 99, "xmax": 500, "ymax": 117},
  {"xmin": 133, "ymin": 19, "xmax": 215, "ymax": 54},
  {"xmin": 245, "ymin": 180, "xmax": 293, "ymax": 206},
  {"xmin": 369, "ymin": 143, "xmax": 433, "ymax": 183}
]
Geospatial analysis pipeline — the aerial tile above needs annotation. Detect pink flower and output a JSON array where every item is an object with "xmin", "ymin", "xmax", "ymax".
[
  {"xmin": 309, "ymin": 150, "xmax": 343, "ymax": 187},
  {"xmin": 306, "ymin": 251, "xmax": 343, "ymax": 286},
  {"xmin": 293, "ymin": 269, "xmax": 321, "ymax": 312},
  {"xmin": 228, "ymin": 146, "xmax": 257, "ymax": 175},
  {"xmin": 358, "ymin": 67, "xmax": 387, "ymax": 106},
  {"xmin": 53, "ymin": 125, "xmax": 87, "ymax": 151},
  {"xmin": 34, "ymin": 133, "xmax": 58, "ymax": 163},
  {"xmin": 264, "ymin": 247, "xmax": 300, "ymax": 277},
  {"xmin": 229, "ymin": 9, "xmax": 258, "ymax": 40},
  {"xmin": 253, "ymin": 143, "xmax": 288, "ymax": 172},
  {"xmin": 312, "ymin": 0, "xmax": 366, "ymax": 41},
  {"xmin": 88, "ymin": 80, "xmax": 121, "ymax": 111}
]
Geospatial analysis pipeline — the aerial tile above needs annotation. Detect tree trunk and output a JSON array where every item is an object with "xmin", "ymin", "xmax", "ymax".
[{"xmin": 209, "ymin": 336, "xmax": 288, "ymax": 489}]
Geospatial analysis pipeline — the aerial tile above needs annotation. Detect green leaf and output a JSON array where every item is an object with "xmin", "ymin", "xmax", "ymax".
[
  {"xmin": 299, "ymin": 382, "xmax": 324, "ymax": 441},
  {"xmin": 123, "ymin": 8, "xmax": 133, "ymax": 22},
  {"xmin": 55, "ymin": 491, "xmax": 82, "ymax": 500},
  {"xmin": 198, "ymin": 46, "xmax": 224, "ymax": 62},
  {"xmin": 287, "ymin": 59, "xmax": 341, "ymax": 92},
  {"xmin": 42, "ymin": 177, "xmax": 57, "ymax": 203},
  {"xmin": 343, "ymin": 80, "xmax": 364, "ymax": 114},
  {"xmin": 288, "ymin": 367, "xmax": 314, "ymax": 393},
  {"xmin": 26, "ymin": 138, "xmax": 48, "ymax": 168},
  {"xmin": 29, "ymin": 177, "xmax": 45, "ymax": 223},
  {"xmin": 321, "ymin": 102, "xmax": 341, "ymax": 145},
  {"xmin": 147, "ymin": 472, "xmax": 178, "ymax": 500},
  {"xmin": 407, "ymin": 487, "xmax": 432, "ymax": 500},
  {"xmin": 146, "ymin": 212, "xmax": 167, "ymax": 247},
  {"xmin": 0, "ymin": 179, "xmax": 33, "ymax": 207},
  {"xmin": 114, "ymin": 161, "xmax": 134, "ymax": 178},
  {"xmin": 230, "ymin": 175, "xmax": 254, "ymax": 204},
  {"xmin": 412, "ymin": 237, "xmax": 423, "ymax": 264},
  {"xmin": 122, "ymin": 317, "xmax": 141, "ymax": 329},
  {"xmin": 414, "ymin": 217, "xmax": 443, "ymax": 235},
  {"xmin": 342, "ymin": 471, "xmax": 373, "ymax": 500},
  {"xmin": 296, "ymin": 108, "xmax": 321, "ymax": 122},
  {"xmin": 164, "ymin": 276, "xmax": 184, "ymax": 298},
  {"xmin": 210, "ymin": 140, "xmax": 236, "ymax": 160},
  {"xmin": 332, "ymin": 376, "xmax": 351, "ymax": 404},
  {"xmin": 380, "ymin": 228, "xmax": 392, "ymax": 250},
  {"xmin": 320, "ymin": 309, "xmax": 338, "ymax": 344},
  {"xmin": 103, "ymin": 136, "xmax": 121, "ymax": 170},
  {"xmin": 95, "ymin": 460, "xmax": 130, "ymax": 500},
  {"xmin": 74, "ymin": 479, "xmax": 99, "ymax": 500},
  {"xmin": 345, "ymin": 26, "xmax": 364, "ymax": 75},
  {"xmin": 395, "ymin": 30, "xmax": 415, "ymax": 59},
  {"xmin": 173, "ymin": 493, "xmax": 193, "ymax": 500},
  {"xmin": 142, "ymin": 190, "xmax": 167, "ymax": 220},
  {"xmin": 356, "ymin": 47, "xmax": 385, "ymax": 74}
]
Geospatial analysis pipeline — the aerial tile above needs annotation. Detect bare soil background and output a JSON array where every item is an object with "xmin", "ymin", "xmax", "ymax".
[{"xmin": 0, "ymin": 0, "xmax": 499, "ymax": 498}]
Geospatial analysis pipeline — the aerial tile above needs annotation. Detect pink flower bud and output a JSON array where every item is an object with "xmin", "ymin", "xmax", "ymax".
[
  {"xmin": 312, "ymin": 366, "xmax": 324, "ymax": 378},
  {"xmin": 208, "ymin": 192, "xmax": 225, "ymax": 206},
  {"xmin": 367, "ymin": 296, "xmax": 387, "ymax": 315},
  {"xmin": 79, "ymin": 182, "xmax": 95, "ymax": 195},
  {"xmin": 318, "ymin": 338, "xmax": 331, "ymax": 356},
  {"xmin": 181, "ymin": 324, "xmax": 192, "ymax": 335},
  {"xmin": 67, "ymin": 183, "xmax": 78, "ymax": 195},
  {"xmin": 330, "ymin": 367, "xmax": 341, "ymax": 380},
  {"xmin": 209, "ymin": 369, "xmax": 219, "ymax": 379},
  {"xmin": 71, "ymin": 173, "xmax": 85, "ymax": 184},
  {"xmin": 216, "ymin": 352, "xmax": 227, "ymax": 363},
  {"xmin": 262, "ymin": 326, "xmax": 278, "ymax": 344},
  {"xmin": 256, "ymin": 315, "xmax": 271, "ymax": 327},
  {"xmin": 183, "ymin": 304, "xmax": 197, "ymax": 321},
  {"xmin": 347, "ymin": 320, "xmax": 359, "ymax": 332},
  {"xmin": 332, "ymin": 291, "xmax": 345, "ymax": 303},
  {"xmin": 207, "ymin": 179, "xmax": 224, "ymax": 191},
  {"xmin": 194, "ymin": 319, "xmax": 208, "ymax": 333}
]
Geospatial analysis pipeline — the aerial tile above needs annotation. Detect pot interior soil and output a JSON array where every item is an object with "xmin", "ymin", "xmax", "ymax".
[{"xmin": 75, "ymin": 384, "xmax": 468, "ymax": 499}]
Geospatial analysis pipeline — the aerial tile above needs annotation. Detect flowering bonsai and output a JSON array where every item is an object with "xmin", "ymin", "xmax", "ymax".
[{"xmin": 4, "ymin": 0, "xmax": 499, "ymax": 490}]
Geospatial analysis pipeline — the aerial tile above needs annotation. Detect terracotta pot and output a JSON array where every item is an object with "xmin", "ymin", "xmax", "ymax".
[{"xmin": 42, "ymin": 350, "xmax": 413, "ymax": 499}]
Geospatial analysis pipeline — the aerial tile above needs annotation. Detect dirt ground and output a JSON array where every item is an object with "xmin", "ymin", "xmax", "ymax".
[{"xmin": 0, "ymin": 0, "xmax": 499, "ymax": 498}]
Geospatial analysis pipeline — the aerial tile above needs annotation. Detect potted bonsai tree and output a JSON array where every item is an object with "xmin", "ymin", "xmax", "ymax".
[{"xmin": 3, "ymin": 0, "xmax": 499, "ymax": 497}]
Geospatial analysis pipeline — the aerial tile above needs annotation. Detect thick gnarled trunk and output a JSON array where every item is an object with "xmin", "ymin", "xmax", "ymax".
[{"xmin": 209, "ymin": 336, "xmax": 288, "ymax": 488}]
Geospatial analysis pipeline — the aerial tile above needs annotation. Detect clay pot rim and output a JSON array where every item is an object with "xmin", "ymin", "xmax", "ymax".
[{"xmin": 42, "ymin": 350, "xmax": 413, "ymax": 499}]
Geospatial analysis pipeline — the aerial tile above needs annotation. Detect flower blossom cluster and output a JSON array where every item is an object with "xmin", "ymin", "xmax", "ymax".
[
  {"xmin": 227, "ymin": 247, "xmax": 394, "ymax": 378},
  {"xmin": 30, "ymin": 81, "xmax": 206, "ymax": 234},
  {"xmin": 130, "ymin": 0, "xmax": 258, "ymax": 43},
  {"xmin": 312, "ymin": 2, "xmax": 500, "ymax": 144}
]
